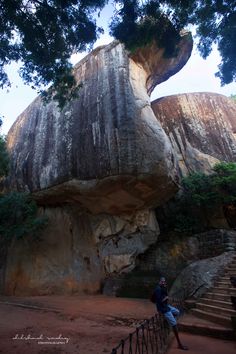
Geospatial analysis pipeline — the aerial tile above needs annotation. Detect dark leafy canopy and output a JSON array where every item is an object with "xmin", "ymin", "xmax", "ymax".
[
  {"xmin": 110, "ymin": 0, "xmax": 236, "ymax": 84},
  {"xmin": 110, "ymin": 0, "xmax": 182, "ymax": 57},
  {"xmin": 0, "ymin": 1, "xmax": 236, "ymax": 107},
  {"xmin": 159, "ymin": 162, "xmax": 236, "ymax": 234},
  {"xmin": 0, "ymin": 133, "xmax": 46, "ymax": 242},
  {"xmin": 0, "ymin": 192, "xmax": 47, "ymax": 241},
  {"xmin": 0, "ymin": 0, "xmax": 108, "ymax": 106},
  {"xmin": 0, "ymin": 135, "xmax": 9, "ymax": 177}
]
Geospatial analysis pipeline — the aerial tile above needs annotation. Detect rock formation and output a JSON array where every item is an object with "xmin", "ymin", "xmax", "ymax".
[
  {"xmin": 6, "ymin": 35, "xmax": 192, "ymax": 214},
  {"xmin": 5, "ymin": 207, "xmax": 158, "ymax": 295},
  {"xmin": 3, "ymin": 34, "xmax": 193, "ymax": 295},
  {"xmin": 152, "ymin": 93, "xmax": 236, "ymax": 176},
  {"xmin": 4, "ymin": 33, "xmax": 236, "ymax": 296},
  {"xmin": 169, "ymin": 252, "xmax": 235, "ymax": 299}
]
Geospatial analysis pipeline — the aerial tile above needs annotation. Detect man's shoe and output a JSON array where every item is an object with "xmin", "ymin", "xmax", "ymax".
[{"xmin": 178, "ymin": 345, "xmax": 189, "ymax": 350}]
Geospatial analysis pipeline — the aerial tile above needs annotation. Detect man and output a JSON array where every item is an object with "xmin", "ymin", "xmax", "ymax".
[{"xmin": 154, "ymin": 277, "xmax": 188, "ymax": 350}]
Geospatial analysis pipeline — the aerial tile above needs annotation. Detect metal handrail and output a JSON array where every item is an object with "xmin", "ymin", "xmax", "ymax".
[
  {"xmin": 110, "ymin": 296, "xmax": 185, "ymax": 354},
  {"xmin": 110, "ymin": 313, "xmax": 170, "ymax": 354}
]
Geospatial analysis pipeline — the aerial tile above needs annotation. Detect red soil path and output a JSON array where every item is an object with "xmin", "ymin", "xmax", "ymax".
[
  {"xmin": 0, "ymin": 295, "xmax": 154, "ymax": 354},
  {"xmin": 0, "ymin": 295, "xmax": 235, "ymax": 354}
]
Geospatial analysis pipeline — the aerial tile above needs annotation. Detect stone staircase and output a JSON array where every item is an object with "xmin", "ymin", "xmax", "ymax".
[{"xmin": 179, "ymin": 254, "xmax": 236, "ymax": 339}]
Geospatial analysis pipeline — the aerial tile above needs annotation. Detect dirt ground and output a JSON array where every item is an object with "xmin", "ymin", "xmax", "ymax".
[
  {"xmin": 167, "ymin": 332, "xmax": 236, "ymax": 354},
  {"xmin": 0, "ymin": 295, "xmax": 155, "ymax": 354}
]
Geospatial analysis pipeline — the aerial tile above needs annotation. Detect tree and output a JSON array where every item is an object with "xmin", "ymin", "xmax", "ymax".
[
  {"xmin": 172, "ymin": 162, "xmax": 236, "ymax": 233},
  {"xmin": 0, "ymin": 0, "xmax": 108, "ymax": 106},
  {"xmin": 0, "ymin": 133, "xmax": 47, "ymax": 244},
  {"xmin": 0, "ymin": 1, "xmax": 236, "ymax": 106},
  {"xmin": 0, "ymin": 135, "xmax": 9, "ymax": 177},
  {"xmin": 157, "ymin": 162, "xmax": 236, "ymax": 234},
  {"xmin": 230, "ymin": 94, "xmax": 236, "ymax": 102},
  {"xmin": 110, "ymin": 1, "xmax": 236, "ymax": 85}
]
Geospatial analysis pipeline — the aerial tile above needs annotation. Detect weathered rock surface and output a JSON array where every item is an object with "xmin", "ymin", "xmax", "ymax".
[
  {"xmin": 152, "ymin": 93, "xmax": 236, "ymax": 176},
  {"xmin": 3, "ymin": 34, "xmax": 194, "ymax": 295},
  {"xmin": 4, "ymin": 207, "xmax": 159, "ymax": 295},
  {"xmin": 6, "ymin": 35, "xmax": 192, "ymax": 214},
  {"xmin": 6, "ymin": 35, "xmax": 236, "ymax": 298},
  {"xmin": 135, "ymin": 229, "xmax": 236, "ymax": 286},
  {"xmin": 169, "ymin": 251, "xmax": 235, "ymax": 299}
]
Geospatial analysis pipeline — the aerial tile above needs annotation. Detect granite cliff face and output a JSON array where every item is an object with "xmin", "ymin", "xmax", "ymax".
[
  {"xmin": 5, "ymin": 35, "xmax": 236, "ymax": 296},
  {"xmin": 7, "ymin": 35, "xmax": 192, "ymax": 214},
  {"xmin": 152, "ymin": 93, "xmax": 236, "ymax": 176},
  {"xmin": 3, "ymin": 35, "xmax": 193, "ymax": 295}
]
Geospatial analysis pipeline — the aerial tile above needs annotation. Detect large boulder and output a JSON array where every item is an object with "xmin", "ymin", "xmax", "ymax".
[
  {"xmin": 4, "ymin": 207, "xmax": 159, "ymax": 295},
  {"xmin": 3, "ymin": 34, "xmax": 194, "ymax": 295},
  {"xmin": 152, "ymin": 93, "xmax": 236, "ymax": 176},
  {"xmin": 6, "ymin": 36, "xmax": 193, "ymax": 214},
  {"xmin": 169, "ymin": 252, "xmax": 235, "ymax": 299}
]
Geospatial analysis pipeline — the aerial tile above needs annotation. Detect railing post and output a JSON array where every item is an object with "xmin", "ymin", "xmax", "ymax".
[{"xmin": 109, "ymin": 296, "xmax": 185, "ymax": 354}]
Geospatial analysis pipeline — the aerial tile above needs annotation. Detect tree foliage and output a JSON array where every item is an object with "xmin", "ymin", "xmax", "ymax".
[
  {"xmin": 0, "ymin": 133, "xmax": 47, "ymax": 243},
  {"xmin": 0, "ymin": 1, "xmax": 236, "ymax": 106},
  {"xmin": 161, "ymin": 162, "xmax": 236, "ymax": 234},
  {"xmin": 111, "ymin": 1, "xmax": 236, "ymax": 85},
  {"xmin": 0, "ymin": 0, "xmax": 107, "ymax": 106},
  {"xmin": 230, "ymin": 94, "xmax": 236, "ymax": 102},
  {"xmin": 0, "ymin": 192, "xmax": 47, "ymax": 241},
  {"xmin": 182, "ymin": 162, "xmax": 236, "ymax": 207},
  {"xmin": 0, "ymin": 135, "xmax": 9, "ymax": 178}
]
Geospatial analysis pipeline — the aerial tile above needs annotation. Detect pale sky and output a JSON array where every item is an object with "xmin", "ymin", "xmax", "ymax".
[{"xmin": 1, "ymin": 5, "xmax": 236, "ymax": 135}]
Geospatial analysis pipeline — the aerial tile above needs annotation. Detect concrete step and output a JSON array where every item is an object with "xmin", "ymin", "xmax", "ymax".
[
  {"xmin": 196, "ymin": 302, "xmax": 236, "ymax": 317},
  {"xmin": 220, "ymin": 276, "xmax": 233, "ymax": 281},
  {"xmin": 190, "ymin": 308, "xmax": 232, "ymax": 327},
  {"xmin": 214, "ymin": 280, "xmax": 231, "ymax": 287},
  {"xmin": 224, "ymin": 270, "xmax": 236, "ymax": 275},
  {"xmin": 200, "ymin": 298, "xmax": 234, "ymax": 310},
  {"xmin": 178, "ymin": 314, "xmax": 234, "ymax": 340},
  {"xmin": 203, "ymin": 292, "xmax": 231, "ymax": 302},
  {"xmin": 226, "ymin": 266, "xmax": 236, "ymax": 271},
  {"xmin": 211, "ymin": 287, "xmax": 236, "ymax": 295}
]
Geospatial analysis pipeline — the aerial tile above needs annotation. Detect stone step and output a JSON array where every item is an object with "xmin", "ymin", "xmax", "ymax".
[
  {"xmin": 190, "ymin": 308, "xmax": 232, "ymax": 327},
  {"xmin": 196, "ymin": 302, "xmax": 236, "ymax": 317},
  {"xmin": 215, "ymin": 280, "xmax": 231, "ymax": 287},
  {"xmin": 226, "ymin": 265, "xmax": 236, "ymax": 270},
  {"xmin": 224, "ymin": 271, "xmax": 236, "ymax": 276},
  {"xmin": 178, "ymin": 314, "xmax": 234, "ymax": 340},
  {"xmin": 224, "ymin": 269, "xmax": 236, "ymax": 277},
  {"xmin": 220, "ymin": 276, "xmax": 233, "ymax": 281},
  {"xmin": 203, "ymin": 292, "xmax": 231, "ymax": 302},
  {"xmin": 211, "ymin": 287, "xmax": 236, "ymax": 295},
  {"xmin": 200, "ymin": 298, "xmax": 233, "ymax": 310}
]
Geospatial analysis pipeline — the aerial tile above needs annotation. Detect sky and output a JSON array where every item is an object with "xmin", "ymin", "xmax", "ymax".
[{"xmin": 1, "ymin": 4, "xmax": 236, "ymax": 135}]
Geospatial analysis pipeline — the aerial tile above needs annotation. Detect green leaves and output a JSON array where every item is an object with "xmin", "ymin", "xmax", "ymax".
[
  {"xmin": 0, "ymin": 133, "xmax": 46, "ymax": 244},
  {"xmin": 162, "ymin": 162, "xmax": 236, "ymax": 235},
  {"xmin": 111, "ymin": 0, "xmax": 236, "ymax": 85},
  {"xmin": 0, "ymin": 192, "xmax": 47, "ymax": 241},
  {"xmin": 181, "ymin": 162, "xmax": 236, "ymax": 207},
  {"xmin": 110, "ymin": 0, "xmax": 181, "ymax": 57},
  {"xmin": 181, "ymin": 172, "xmax": 220, "ymax": 207},
  {"xmin": 0, "ymin": 0, "xmax": 236, "ymax": 106},
  {"xmin": 0, "ymin": 0, "xmax": 108, "ymax": 106},
  {"xmin": 0, "ymin": 135, "xmax": 9, "ymax": 178}
]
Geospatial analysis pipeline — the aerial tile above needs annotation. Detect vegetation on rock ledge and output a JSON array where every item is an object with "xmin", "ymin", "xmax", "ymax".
[
  {"xmin": 0, "ymin": 134, "xmax": 47, "ymax": 244},
  {"xmin": 158, "ymin": 162, "xmax": 236, "ymax": 234}
]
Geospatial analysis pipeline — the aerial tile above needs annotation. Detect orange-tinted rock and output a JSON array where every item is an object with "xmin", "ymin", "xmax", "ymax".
[
  {"xmin": 152, "ymin": 93, "xmax": 236, "ymax": 175},
  {"xmin": 4, "ymin": 207, "xmax": 159, "ymax": 295}
]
